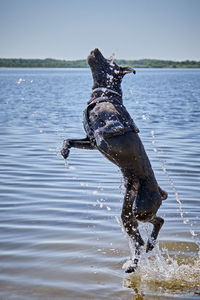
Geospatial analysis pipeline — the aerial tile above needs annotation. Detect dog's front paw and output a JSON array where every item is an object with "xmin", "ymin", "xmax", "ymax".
[{"xmin": 61, "ymin": 140, "xmax": 70, "ymax": 159}]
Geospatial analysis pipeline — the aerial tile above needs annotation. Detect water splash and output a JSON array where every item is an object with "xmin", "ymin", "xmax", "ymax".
[
  {"xmin": 151, "ymin": 130, "xmax": 198, "ymax": 237},
  {"xmin": 109, "ymin": 52, "xmax": 116, "ymax": 63},
  {"xmin": 128, "ymin": 88, "xmax": 188, "ymax": 228},
  {"xmin": 121, "ymin": 121, "xmax": 200, "ymax": 295},
  {"xmin": 152, "ymin": 130, "xmax": 183, "ymax": 219},
  {"xmin": 123, "ymin": 244, "xmax": 200, "ymax": 296},
  {"xmin": 16, "ymin": 77, "xmax": 25, "ymax": 84}
]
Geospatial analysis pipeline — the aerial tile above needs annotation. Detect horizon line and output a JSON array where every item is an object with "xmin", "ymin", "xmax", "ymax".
[{"xmin": 0, "ymin": 57, "xmax": 200, "ymax": 62}]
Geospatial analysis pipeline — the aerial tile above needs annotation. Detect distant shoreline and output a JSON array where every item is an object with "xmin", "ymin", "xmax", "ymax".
[{"xmin": 0, "ymin": 58, "xmax": 200, "ymax": 68}]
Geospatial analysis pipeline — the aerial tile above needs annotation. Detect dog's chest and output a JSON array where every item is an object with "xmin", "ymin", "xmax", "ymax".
[
  {"xmin": 83, "ymin": 100, "xmax": 139, "ymax": 140},
  {"xmin": 89, "ymin": 102, "xmax": 119, "ymax": 124}
]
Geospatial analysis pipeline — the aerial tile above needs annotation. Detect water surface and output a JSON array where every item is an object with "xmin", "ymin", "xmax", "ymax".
[{"xmin": 0, "ymin": 68, "xmax": 199, "ymax": 299}]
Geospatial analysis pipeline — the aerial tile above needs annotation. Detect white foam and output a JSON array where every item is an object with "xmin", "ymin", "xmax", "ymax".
[{"xmin": 123, "ymin": 245, "xmax": 200, "ymax": 294}]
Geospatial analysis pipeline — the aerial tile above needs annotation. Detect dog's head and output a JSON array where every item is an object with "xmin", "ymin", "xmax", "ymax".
[{"xmin": 87, "ymin": 48, "xmax": 135, "ymax": 95}]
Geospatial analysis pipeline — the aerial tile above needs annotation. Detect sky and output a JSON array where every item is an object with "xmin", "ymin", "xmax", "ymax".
[{"xmin": 0, "ymin": 0, "xmax": 200, "ymax": 61}]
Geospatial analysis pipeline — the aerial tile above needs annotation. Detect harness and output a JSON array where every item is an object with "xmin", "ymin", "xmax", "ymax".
[{"xmin": 83, "ymin": 88, "xmax": 139, "ymax": 142}]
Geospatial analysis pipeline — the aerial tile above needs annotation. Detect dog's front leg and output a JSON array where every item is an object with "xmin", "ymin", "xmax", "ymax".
[{"xmin": 61, "ymin": 137, "xmax": 96, "ymax": 159}]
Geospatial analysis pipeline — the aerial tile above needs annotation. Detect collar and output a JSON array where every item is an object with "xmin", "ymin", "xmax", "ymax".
[
  {"xmin": 92, "ymin": 87, "xmax": 121, "ymax": 97},
  {"xmin": 87, "ymin": 96, "xmax": 122, "ymax": 106}
]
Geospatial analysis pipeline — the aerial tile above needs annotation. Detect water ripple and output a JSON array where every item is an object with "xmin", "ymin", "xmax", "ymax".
[{"xmin": 0, "ymin": 68, "xmax": 200, "ymax": 299}]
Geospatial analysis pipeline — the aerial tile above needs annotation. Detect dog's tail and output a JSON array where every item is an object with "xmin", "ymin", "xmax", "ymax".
[{"xmin": 158, "ymin": 186, "xmax": 168, "ymax": 200}]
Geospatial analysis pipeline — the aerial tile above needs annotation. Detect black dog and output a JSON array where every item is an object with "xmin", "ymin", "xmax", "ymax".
[{"xmin": 61, "ymin": 48, "xmax": 167, "ymax": 273}]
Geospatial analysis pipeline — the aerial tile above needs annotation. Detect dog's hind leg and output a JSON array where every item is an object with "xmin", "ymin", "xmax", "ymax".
[
  {"xmin": 146, "ymin": 216, "xmax": 164, "ymax": 253},
  {"xmin": 121, "ymin": 180, "xmax": 144, "ymax": 272}
]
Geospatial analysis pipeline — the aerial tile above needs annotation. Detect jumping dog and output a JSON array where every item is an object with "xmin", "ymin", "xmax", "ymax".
[{"xmin": 61, "ymin": 48, "xmax": 167, "ymax": 273}]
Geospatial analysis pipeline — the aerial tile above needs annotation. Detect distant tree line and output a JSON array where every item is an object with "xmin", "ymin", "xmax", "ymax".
[
  {"xmin": 120, "ymin": 59, "xmax": 200, "ymax": 68},
  {"xmin": 0, "ymin": 58, "xmax": 88, "ymax": 68},
  {"xmin": 0, "ymin": 58, "xmax": 200, "ymax": 68}
]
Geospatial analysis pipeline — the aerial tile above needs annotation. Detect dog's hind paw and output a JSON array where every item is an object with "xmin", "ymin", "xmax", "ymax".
[
  {"xmin": 125, "ymin": 265, "xmax": 137, "ymax": 273},
  {"xmin": 123, "ymin": 258, "xmax": 138, "ymax": 273},
  {"xmin": 146, "ymin": 239, "xmax": 156, "ymax": 253}
]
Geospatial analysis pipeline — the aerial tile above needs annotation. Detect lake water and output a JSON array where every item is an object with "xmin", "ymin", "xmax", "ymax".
[{"xmin": 0, "ymin": 68, "xmax": 199, "ymax": 300}]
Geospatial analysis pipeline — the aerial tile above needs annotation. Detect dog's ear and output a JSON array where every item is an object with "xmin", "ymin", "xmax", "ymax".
[{"xmin": 120, "ymin": 66, "xmax": 136, "ymax": 75}]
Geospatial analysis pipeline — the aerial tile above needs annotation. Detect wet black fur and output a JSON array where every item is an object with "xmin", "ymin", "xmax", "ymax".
[{"xmin": 61, "ymin": 49, "xmax": 167, "ymax": 273}]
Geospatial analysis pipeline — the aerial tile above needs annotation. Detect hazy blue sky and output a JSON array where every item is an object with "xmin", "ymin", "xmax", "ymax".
[{"xmin": 0, "ymin": 0, "xmax": 199, "ymax": 61}]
